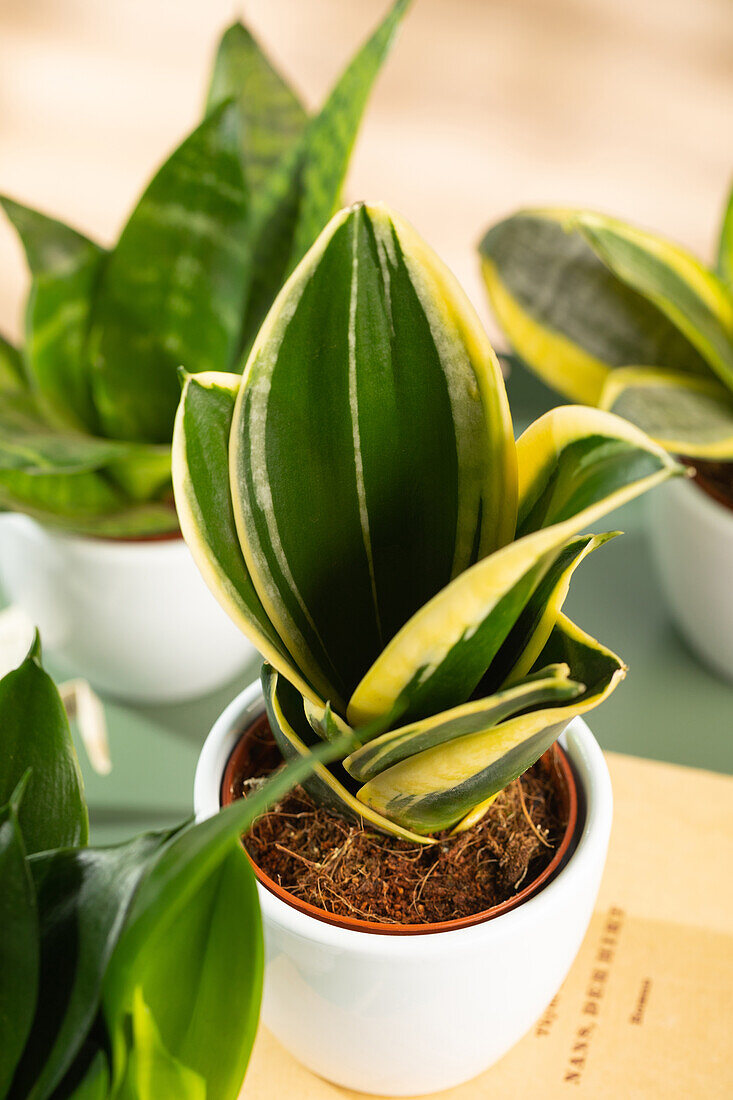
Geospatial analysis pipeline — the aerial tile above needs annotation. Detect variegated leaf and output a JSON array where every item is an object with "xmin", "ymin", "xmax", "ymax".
[
  {"xmin": 238, "ymin": 0, "xmax": 412, "ymax": 355},
  {"xmin": 231, "ymin": 203, "xmax": 515, "ymax": 706},
  {"xmin": 356, "ymin": 614, "xmax": 624, "ymax": 834},
  {"xmin": 717, "ymin": 185, "xmax": 733, "ymax": 291},
  {"xmin": 479, "ymin": 209, "xmax": 712, "ymax": 405},
  {"xmin": 343, "ymin": 664, "xmax": 582, "ymax": 783},
  {"xmin": 600, "ymin": 367, "xmax": 733, "ymax": 460},
  {"xmin": 515, "ymin": 405, "xmax": 682, "ymax": 538},
  {"xmin": 262, "ymin": 664, "xmax": 433, "ymax": 844},
  {"xmin": 0, "ymin": 197, "xmax": 103, "ymax": 431},
  {"xmin": 89, "ymin": 102, "xmax": 250, "ymax": 444},
  {"xmin": 172, "ymin": 371, "xmax": 321, "ymax": 706},
  {"xmin": 206, "ymin": 21, "xmax": 307, "ymax": 195}
]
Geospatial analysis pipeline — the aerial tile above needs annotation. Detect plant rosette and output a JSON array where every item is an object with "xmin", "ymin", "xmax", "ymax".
[
  {"xmin": 194, "ymin": 681, "xmax": 613, "ymax": 1096},
  {"xmin": 648, "ymin": 472, "xmax": 733, "ymax": 681},
  {"xmin": 0, "ymin": 514, "xmax": 257, "ymax": 701}
]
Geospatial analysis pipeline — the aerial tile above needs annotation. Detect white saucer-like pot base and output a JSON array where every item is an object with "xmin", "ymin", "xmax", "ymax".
[
  {"xmin": 0, "ymin": 514, "xmax": 255, "ymax": 702},
  {"xmin": 195, "ymin": 683, "xmax": 613, "ymax": 1096},
  {"xmin": 649, "ymin": 476, "xmax": 733, "ymax": 682}
]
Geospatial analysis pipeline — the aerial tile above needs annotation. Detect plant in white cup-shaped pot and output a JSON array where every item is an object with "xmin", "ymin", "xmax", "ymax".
[
  {"xmin": 177, "ymin": 201, "xmax": 682, "ymax": 1094},
  {"xmin": 0, "ymin": 1, "xmax": 409, "ymax": 701},
  {"xmin": 479, "ymin": 188, "xmax": 733, "ymax": 680}
]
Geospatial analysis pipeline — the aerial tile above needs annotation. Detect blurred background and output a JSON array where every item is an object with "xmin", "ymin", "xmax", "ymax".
[{"xmin": 1, "ymin": 0, "xmax": 731, "ymax": 345}]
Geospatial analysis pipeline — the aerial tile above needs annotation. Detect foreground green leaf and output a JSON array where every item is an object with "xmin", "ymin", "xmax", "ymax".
[
  {"xmin": 0, "ymin": 779, "xmax": 38, "ymax": 1100},
  {"xmin": 116, "ymin": 991, "xmax": 206, "ymax": 1100},
  {"xmin": 0, "ymin": 332, "xmax": 26, "ymax": 393},
  {"xmin": 0, "ymin": 636, "xmax": 87, "ymax": 855}
]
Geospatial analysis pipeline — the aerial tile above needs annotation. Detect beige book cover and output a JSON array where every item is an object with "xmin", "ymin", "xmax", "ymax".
[{"xmin": 242, "ymin": 753, "xmax": 733, "ymax": 1099}]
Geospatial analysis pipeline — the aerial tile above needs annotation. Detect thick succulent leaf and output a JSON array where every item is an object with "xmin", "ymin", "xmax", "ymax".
[
  {"xmin": 0, "ymin": 332, "xmax": 26, "ymax": 393},
  {"xmin": 0, "ymin": 468, "xmax": 178, "ymax": 538},
  {"xmin": 479, "ymin": 209, "xmax": 711, "ymax": 404},
  {"xmin": 0, "ymin": 779, "xmax": 39, "ymax": 1099},
  {"xmin": 717, "ymin": 185, "xmax": 733, "ymax": 290},
  {"xmin": 357, "ymin": 614, "xmax": 624, "ymax": 834},
  {"xmin": 106, "ymin": 848, "xmax": 260, "ymax": 1100},
  {"xmin": 89, "ymin": 102, "xmax": 250, "ymax": 444},
  {"xmin": 577, "ymin": 213, "xmax": 733, "ymax": 393},
  {"xmin": 0, "ymin": 635, "xmax": 88, "ymax": 855},
  {"xmin": 238, "ymin": 0, "xmax": 411, "ymax": 355},
  {"xmin": 262, "ymin": 665, "xmax": 433, "ymax": 844},
  {"xmin": 172, "ymin": 370, "xmax": 320, "ymax": 705},
  {"xmin": 482, "ymin": 532, "xmax": 618, "ymax": 692},
  {"xmin": 0, "ymin": 197, "xmax": 103, "ymax": 431},
  {"xmin": 206, "ymin": 21, "xmax": 307, "ymax": 194},
  {"xmin": 11, "ymin": 833, "xmax": 172, "ymax": 1100},
  {"xmin": 343, "ymin": 664, "xmax": 582, "ymax": 783},
  {"xmin": 288, "ymin": 0, "xmax": 411, "ymax": 264},
  {"xmin": 600, "ymin": 366, "xmax": 733, "ymax": 460},
  {"xmin": 515, "ymin": 405, "xmax": 682, "ymax": 538},
  {"xmin": 231, "ymin": 203, "xmax": 516, "ymax": 705}
]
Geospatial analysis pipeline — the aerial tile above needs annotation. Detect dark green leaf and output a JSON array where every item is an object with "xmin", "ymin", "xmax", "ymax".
[
  {"xmin": 0, "ymin": 197, "xmax": 103, "ymax": 431},
  {"xmin": 0, "ymin": 778, "xmax": 38, "ymax": 1099},
  {"xmin": 88, "ymin": 102, "xmax": 250, "ymax": 443},
  {"xmin": 0, "ymin": 638, "xmax": 88, "ymax": 855},
  {"xmin": 206, "ymin": 21, "xmax": 307, "ymax": 194},
  {"xmin": 0, "ymin": 332, "xmax": 26, "ymax": 394}
]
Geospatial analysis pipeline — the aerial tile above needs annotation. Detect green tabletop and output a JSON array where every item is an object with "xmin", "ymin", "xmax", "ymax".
[{"xmin": 3, "ymin": 361, "xmax": 731, "ymax": 845}]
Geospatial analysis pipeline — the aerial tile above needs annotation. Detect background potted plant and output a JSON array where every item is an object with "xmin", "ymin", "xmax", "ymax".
[
  {"xmin": 0, "ymin": 634, "xmax": 342, "ymax": 1099},
  {"xmin": 0, "ymin": 0, "xmax": 409, "ymax": 701},
  {"xmin": 180, "ymin": 202, "xmax": 681, "ymax": 1094},
  {"xmin": 478, "ymin": 188, "xmax": 733, "ymax": 680}
]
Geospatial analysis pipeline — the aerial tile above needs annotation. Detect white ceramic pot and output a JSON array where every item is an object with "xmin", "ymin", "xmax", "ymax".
[
  {"xmin": 0, "ymin": 513, "xmax": 256, "ymax": 703},
  {"xmin": 195, "ymin": 682, "xmax": 613, "ymax": 1097},
  {"xmin": 649, "ymin": 475, "xmax": 733, "ymax": 682}
]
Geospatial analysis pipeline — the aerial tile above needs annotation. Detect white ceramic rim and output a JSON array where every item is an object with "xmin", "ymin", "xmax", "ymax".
[
  {"xmin": 194, "ymin": 680, "xmax": 612, "ymax": 955},
  {"xmin": 0, "ymin": 512, "xmax": 183, "ymax": 561}
]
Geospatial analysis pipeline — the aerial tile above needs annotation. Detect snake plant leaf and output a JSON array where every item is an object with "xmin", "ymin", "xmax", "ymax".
[
  {"xmin": 206, "ymin": 21, "xmax": 307, "ymax": 195},
  {"xmin": 116, "ymin": 991, "xmax": 206, "ymax": 1100},
  {"xmin": 231, "ymin": 202, "xmax": 516, "ymax": 706},
  {"xmin": 0, "ymin": 778, "xmax": 38, "ymax": 1100},
  {"xmin": 89, "ymin": 101, "xmax": 250, "ymax": 444},
  {"xmin": 717, "ymin": 185, "xmax": 733, "ymax": 290},
  {"xmin": 356, "ymin": 614, "xmax": 624, "ymax": 834},
  {"xmin": 577, "ymin": 214, "xmax": 733, "ymax": 393},
  {"xmin": 0, "ymin": 467, "xmax": 178, "ymax": 538},
  {"xmin": 0, "ymin": 390, "xmax": 129, "ymax": 474},
  {"xmin": 343, "ymin": 664, "xmax": 582, "ymax": 783},
  {"xmin": 0, "ymin": 635, "xmax": 88, "ymax": 855},
  {"xmin": 515, "ymin": 405, "xmax": 682, "ymax": 538},
  {"xmin": 172, "ymin": 370, "xmax": 320, "ymax": 706},
  {"xmin": 13, "ymin": 832, "xmax": 173, "ymax": 1100},
  {"xmin": 262, "ymin": 664, "xmax": 433, "ymax": 844},
  {"xmin": 0, "ymin": 332, "xmax": 26, "ymax": 393},
  {"xmin": 238, "ymin": 0, "xmax": 412, "ymax": 355},
  {"xmin": 0, "ymin": 197, "xmax": 103, "ymax": 432},
  {"xmin": 600, "ymin": 367, "xmax": 733, "ymax": 460},
  {"xmin": 479, "ymin": 209, "xmax": 711, "ymax": 405}
]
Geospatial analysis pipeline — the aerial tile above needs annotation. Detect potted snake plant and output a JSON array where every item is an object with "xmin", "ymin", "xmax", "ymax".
[
  {"xmin": 479, "ymin": 187, "xmax": 733, "ymax": 680},
  {"xmin": 177, "ymin": 201, "xmax": 681, "ymax": 1094},
  {"xmin": 0, "ymin": 634, "xmax": 341, "ymax": 1099},
  {"xmin": 0, "ymin": 0, "xmax": 410, "ymax": 701}
]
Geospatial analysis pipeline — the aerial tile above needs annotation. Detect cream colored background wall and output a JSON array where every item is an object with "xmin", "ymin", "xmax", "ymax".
[{"xmin": 0, "ymin": 0, "xmax": 731, "ymax": 346}]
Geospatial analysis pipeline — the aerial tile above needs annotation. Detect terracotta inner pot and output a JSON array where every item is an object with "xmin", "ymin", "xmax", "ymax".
[{"xmin": 221, "ymin": 711, "xmax": 579, "ymax": 936}]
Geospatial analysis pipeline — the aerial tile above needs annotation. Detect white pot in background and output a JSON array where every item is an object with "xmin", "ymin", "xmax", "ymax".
[
  {"xmin": 195, "ymin": 682, "xmax": 613, "ymax": 1097},
  {"xmin": 649, "ymin": 475, "xmax": 733, "ymax": 682},
  {"xmin": 0, "ymin": 514, "xmax": 255, "ymax": 703}
]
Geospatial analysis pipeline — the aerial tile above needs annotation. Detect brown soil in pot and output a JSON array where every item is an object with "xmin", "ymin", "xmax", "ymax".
[
  {"xmin": 686, "ymin": 457, "xmax": 733, "ymax": 511},
  {"xmin": 224, "ymin": 715, "xmax": 571, "ymax": 928}
]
